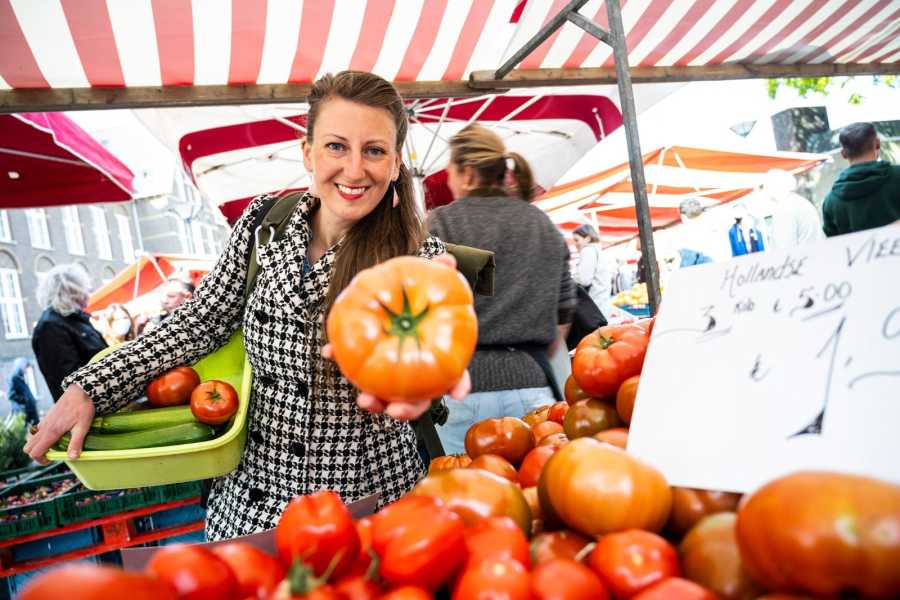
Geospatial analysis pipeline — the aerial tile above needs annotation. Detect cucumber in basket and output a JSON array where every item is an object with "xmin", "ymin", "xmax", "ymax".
[
  {"xmin": 90, "ymin": 405, "xmax": 196, "ymax": 433},
  {"xmin": 54, "ymin": 422, "xmax": 216, "ymax": 452}
]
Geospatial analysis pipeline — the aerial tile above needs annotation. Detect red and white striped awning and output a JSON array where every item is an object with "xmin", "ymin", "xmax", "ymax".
[
  {"xmin": 1, "ymin": 0, "xmax": 897, "ymax": 93},
  {"xmin": 536, "ymin": 144, "xmax": 829, "ymax": 246}
]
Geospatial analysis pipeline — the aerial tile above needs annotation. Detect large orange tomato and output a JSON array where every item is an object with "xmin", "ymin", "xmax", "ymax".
[
  {"xmin": 326, "ymin": 256, "xmax": 477, "ymax": 402},
  {"xmin": 18, "ymin": 565, "xmax": 177, "ymax": 600},
  {"xmin": 428, "ymin": 453, "xmax": 472, "ymax": 473},
  {"xmin": 146, "ymin": 366, "xmax": 200, "ymax": 407},
  {"xmin": 736, "ymin": 471, "xmax": 900, "ymax": 599},
  {"xmin": 615, "ymin": 375, "xmax": 640, "ymax": 424},
  {"xmin": 468, "ymin": 453, "xmax": 518, "ymax": 483},
  {"xmin": 564, "ymin": 374, "xmax": 591, "ymax": 405},
  {"xmin": 679, "ymin": 512, "xmax": 763, "ymax": 600},
  {"xmin": 190, "ymin": 380, "xmax": 238, "ymax": 426},
  {"xmin": 667, "ymin": 487, "xmax": 742, "ymax": 539},
  {"xmin": 539, "ymin": 438, "xmax": 671, "ymax": 536},
  {"xmin": 411, "ymin": 468, "xmax": 532, "ymax": 535},
  {"xmin": 464, "ymin": 417, "xmax": 535, "ymax": 466},
  {"xmin": 563, "ymin": 398, "xmax": 621, "ymax": 439},
  {"xmin": 572, "ymin": 325, "xmax": 649, "ymax": 398}
]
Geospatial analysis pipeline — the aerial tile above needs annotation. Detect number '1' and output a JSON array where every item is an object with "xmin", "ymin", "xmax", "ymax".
[{"xmin": 790, "ymin": 316, "xmax": 846, "ymax": 438}]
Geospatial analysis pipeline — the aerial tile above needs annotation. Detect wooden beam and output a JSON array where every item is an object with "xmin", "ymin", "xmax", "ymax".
[
  {"xmin": 471, "ymin": 62, "xmax": 900, "ymax": 88},
  {"xmin": 0, "ymin": 80, "xmax": 506, "ymax": 114}
]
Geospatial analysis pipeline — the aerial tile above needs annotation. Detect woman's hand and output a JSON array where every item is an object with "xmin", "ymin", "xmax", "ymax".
[{"xmin": 23, "ymin": 384, "xmax": 95, "ymax": 463}]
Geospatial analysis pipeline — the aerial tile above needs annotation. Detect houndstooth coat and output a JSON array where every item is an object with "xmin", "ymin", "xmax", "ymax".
[{"xmin": 65, "ymin": 193, "xmax": 444, "ymax": 540}]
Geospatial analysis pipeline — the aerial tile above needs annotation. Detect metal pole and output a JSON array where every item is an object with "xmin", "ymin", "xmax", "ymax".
[
  {"xmin": 605, "ymin": 0, "xmax": 662, "ymax": 315},
  {"xmin": 130, "ymin": 199, "xmax": 144, "ymax": 252}
]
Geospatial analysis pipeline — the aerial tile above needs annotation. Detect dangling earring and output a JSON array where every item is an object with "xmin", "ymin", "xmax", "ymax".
[{"xmin": 391, "ymin": 181, "xmax": 399, "ymax": 208}]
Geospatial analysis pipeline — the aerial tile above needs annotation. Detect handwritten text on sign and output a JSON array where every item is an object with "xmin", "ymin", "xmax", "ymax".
[{"xmin": 627, "ymin": 224, "xmax": 900, "ymax": 493}]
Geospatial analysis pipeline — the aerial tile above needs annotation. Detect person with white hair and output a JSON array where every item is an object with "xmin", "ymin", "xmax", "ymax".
[
  {"xmin": 762, "ymin": 169, "xmax": 824, "ymax": 248},
  {"xmin": 31, "ymin": 264, "xmax": 107, "ymax": 402}
]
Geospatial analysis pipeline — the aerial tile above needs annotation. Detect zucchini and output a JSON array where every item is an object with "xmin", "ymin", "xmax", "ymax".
[
  {"xmin": 55, "ymin": 422, "xmax": 216, "ymax": 452},
  {"xmin": 91, "ymin": 405, "xmax": 196, "ymax": 433}
]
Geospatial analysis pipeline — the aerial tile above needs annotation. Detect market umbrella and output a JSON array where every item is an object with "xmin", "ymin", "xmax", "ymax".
[{"xmin": 0, "ymin": 113, "xmax": 134, "ymax": 208}]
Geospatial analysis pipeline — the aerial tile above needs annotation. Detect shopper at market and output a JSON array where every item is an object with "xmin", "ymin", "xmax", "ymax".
[
  {"xmin": 24, "ymin": 71, "xmax": 469, "ymax": 541},
  {"xmin": 823, "ymin": 122, "xmax": 900, "ymax": 236},
  {"xmin": 572, "ymin": 224, "xmax": 614, "ymax": 313},
  {"xmin": 7, "ymin": 358, "xmax": 39, "ymax": 426},
  {"xmin": 31, "ymin": 264, "xmax": 107, "ymax": 403},
  {"xmin": 427, "ymin": 124, "xmax": 576, "ymax": 454},
  {"xmin": 137, "ymin": 278, "xmax": 194, "ymax": 335},
  {"xmin": 100, "ymin": 303, "xmax": 137, "ymax": 346}
]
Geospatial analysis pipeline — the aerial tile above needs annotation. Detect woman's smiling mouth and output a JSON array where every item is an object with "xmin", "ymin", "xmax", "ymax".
[{"xmin": 336, "ymin": 183, "xmax": 369, "ymax": 201}]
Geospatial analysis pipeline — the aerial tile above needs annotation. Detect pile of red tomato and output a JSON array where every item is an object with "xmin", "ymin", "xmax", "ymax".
[{"xmin": 147, "ymin": 366, "xmax": 239, "ymax": 426}]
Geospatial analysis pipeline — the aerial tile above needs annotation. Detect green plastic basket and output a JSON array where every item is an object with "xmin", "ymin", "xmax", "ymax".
[
  {"xmin": 145, "ymin": 480, "xmax": 204, "ymax": 505},
  {"xmin": 0, "ymin": 473, "xmax": 79, "ymax": 540},
  {"xmin": 56, "ymin": 487, "xmax": 153, "ymax": 525},
  {"xmin": 46, "ymin": 331, "xmax": 252, "ymax": 490}
]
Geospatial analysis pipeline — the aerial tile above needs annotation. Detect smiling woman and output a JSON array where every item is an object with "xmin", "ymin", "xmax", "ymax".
[{"xmin": 24, "ymin": 71, "xmax": 471, "ymax": 542}]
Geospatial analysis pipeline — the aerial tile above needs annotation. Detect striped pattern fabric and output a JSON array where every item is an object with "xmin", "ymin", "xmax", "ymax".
[
  {"xmin": 1, "ymin": 0, "xmax": 898, "ymax": 91},
  {"xmin": 534, "ymin": 144, "xmax": 829, "ymax": 245}
]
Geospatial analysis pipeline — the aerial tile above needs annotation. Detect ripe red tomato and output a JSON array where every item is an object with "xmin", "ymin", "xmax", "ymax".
[
  {"xmin": 347, "ymin": 516, "xmax": 375, "ymax": 577},
  {"xmin": 146, "ymin": 366, "xmax": 200, "ymax": 407},
  {"xmin": 332, "ymin": 574, "xmax": 383, "ymax": 600},
  {"xmin": 190, "ymin": 379, "xmax": 239, "ymax": 425},
  {"xmin": 547, "ymin": 401, "xmax": 569, "ymax": 424},
  {"xmin": 532, "ymin": 420, "xmax": 564, "ymax": 443},
  {"xmin": 536, "ymin": 432, "xmax": 569, "ymax": 450},
  {"xmin": 212, "ymin": 542, "xmax": 284, "ymax": 599},
  {"xmin": 564, "ymin": 374, "xmax": 591, "ymax": 405},
  {"xmin": 453, "ymin": 556, "xmax": 531, "ymax": 600},
  {"xmin": 563, "ymin": 398, "xmax": 622, "ymax": 439},
  {"xmin": 572, "ymin": 325, "xmax": 649, "ymax": 398},
  {"xmin": 615, "ymin": 375, "xmax": 640, "ymax": 424},
  {"xmin": 145, "ymin": 544, "xmax": 237, "ymax": 600},
  {"xmin": 530, "ymin": 530, "xmax": 593, "ymax": 566},
  {"xmin": 371, "ymin": 495, "xmax": 466, "ymax": 591},
  {"xmin": 275, "ymin": 491, "xmax": 360, "ymax": 581},
  {"xmin": 589, "ymin": 530, "xmax": 680, "ymax": 598},
  {"xmin": 532, "ymin": 559, "xmax": 610, "ymax": 600},
  {"xmin": 465, "ymin": 417, "xmax": 535, "ymax": 466},
  {"xmin": 378, "ymin": 587, "xmax": 432, "ymax": 600},
  {"xmin": 464, "ymin": 516, "xmax": 531, "ymax": 569},
  {"xmin": 631, "ymin": 577, "xmax": 718, "ymax": 600},
  {"xmin": 518, "ymin": 445, "xmax": 558, "ymax": 488},
  {"xmin": 468, "ymin": 453, "xmax": 518, "ymax": 482},
  {"xmin": 326, "ymin": 256, "xmax": 477, "ymax": 403},
  {"xmin": 428, "ymin": 453, "xmax": 472, "ymax": 473},
  {"xmin": 18, "ymin": 564, "xmax": 176, "ymax": 600},
  {"xmin": 592, "ymin": 427, "xmax": 628, "ymax": 450}
]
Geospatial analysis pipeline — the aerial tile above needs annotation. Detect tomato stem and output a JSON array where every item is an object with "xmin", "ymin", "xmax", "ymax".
[
  {"xmin": 596, "ymin": 334, "xmax": 615, "ymax": 350},
  {"xmin": 380, "ymin": 287, "xmax": 429, "ymax": 351}
]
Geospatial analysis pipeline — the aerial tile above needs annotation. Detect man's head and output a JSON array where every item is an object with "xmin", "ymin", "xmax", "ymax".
[
  {"xmin": 679, "ymin": 198, "xmax": 704, "ymax": 224},
  {"xmin": 161, "ymin": 279, "xmax": 194, "ymax": 311},
  {"xmin": 839, "ymin": 122, "xmax": 880, "ymax": 164}
]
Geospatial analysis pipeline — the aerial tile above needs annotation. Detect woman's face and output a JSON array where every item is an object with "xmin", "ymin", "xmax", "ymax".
[
  {"xmin": 573, "ymin": 233, "xmax": 589, "ymax": 250},
  {"xmin": 302, "ymin": 97, "xmax": 401, "ymax": 233}
]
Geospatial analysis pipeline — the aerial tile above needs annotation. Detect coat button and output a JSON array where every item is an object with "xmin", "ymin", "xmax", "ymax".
[
  {"xmin": 254, "ymin": 310, "xmax": 269, "ymax": 324},
  {"xmin": 258, "ymin": 375, "xmax": 275, "ymax": 387},
  {"xmin": 298, "ymin": 381, "xmax": 308, "ymax": 398},
  {"xmin": 250, "ymin": 430, "xmax": 264, "ymax": 445},
  {"xmin": 248, "ymin": 487, "xmax": 265, "ymax": 503},
  {"xmin": 290, "ymin": 441, "xmax": 305, "ymax": 458}
]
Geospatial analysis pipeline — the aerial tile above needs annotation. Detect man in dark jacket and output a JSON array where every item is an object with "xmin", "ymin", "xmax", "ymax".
[
  {"xmin": 7, "ymin": 358, "xmax": 39, "ymax": 425},
  {"xmin": 823, "ymin": 122, "xmax": 900, "ymax": 236}
]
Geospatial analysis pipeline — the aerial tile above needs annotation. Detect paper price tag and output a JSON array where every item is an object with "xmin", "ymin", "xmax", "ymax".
[{"xmin": 628, "ymin": 224, "xmax": 900, "ymax": 493}]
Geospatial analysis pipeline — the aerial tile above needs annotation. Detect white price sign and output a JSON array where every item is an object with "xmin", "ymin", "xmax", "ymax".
[{"xmin": 628, "ymin": 224, "xmax": 900, "ymax": 493}]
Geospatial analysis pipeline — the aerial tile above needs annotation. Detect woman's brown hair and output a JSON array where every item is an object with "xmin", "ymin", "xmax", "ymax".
[
  {"xmin": 305, "ymin": 71, "xmax": 427, "ymax": 317},
  {"xmin": 448, "ymin": 124, "xmax": 536, "ymax": 201}
]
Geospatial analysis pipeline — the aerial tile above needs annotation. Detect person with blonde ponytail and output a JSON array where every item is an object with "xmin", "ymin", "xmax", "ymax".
[
  {"xmin": 25, "ymin": 71, "xmax": 470, "ymax": 541},
  {"xmin": 427, "ymin": 124, "xmax": 577, "ymax": 454}
]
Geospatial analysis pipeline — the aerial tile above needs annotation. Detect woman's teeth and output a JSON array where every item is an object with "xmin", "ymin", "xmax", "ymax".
[{"xmin": 337, "ymin": 184, "xmax": 367, "ymax": 195}]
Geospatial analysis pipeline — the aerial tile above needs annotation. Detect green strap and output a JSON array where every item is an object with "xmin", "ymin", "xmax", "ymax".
[{"xmin": 244, "ymin": 192, "xmax": 306, "ymax": 299}]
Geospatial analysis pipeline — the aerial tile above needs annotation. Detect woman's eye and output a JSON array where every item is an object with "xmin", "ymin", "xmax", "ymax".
[
  {"xmin": 366, "ymin": 147, "xmax": 387, "ymax": 157},
  {"xmin": 325, "ymin": 142, "xmax": 345, "ymax": 152}
]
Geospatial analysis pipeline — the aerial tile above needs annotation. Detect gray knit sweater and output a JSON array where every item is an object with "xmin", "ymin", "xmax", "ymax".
[{"xmin": 428, "ymin": 194, "xmax": 576, "ymax": 392}]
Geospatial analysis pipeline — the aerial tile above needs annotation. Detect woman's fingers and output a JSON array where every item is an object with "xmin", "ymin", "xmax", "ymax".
[
  {"xmin": 385, "ymin": 399, "xmax": 431, "ymax": 421},
  {"xmin": 357, "ymin": 393, "xmax": 385, "ymax": 413},
  {"xmin": 448, "ymin": 369, "xmax": 471, "ymax": 401},
  {"xmin": 321, "ymin": 343, "xmax": 334, "ymax": 360},
  {"xmin": 66, "ymin": 420, "xmax": 91, "ymax": 460},
  {"xmin": 433, "ymin": 253, "xmax": 458, "ymax": 270}
]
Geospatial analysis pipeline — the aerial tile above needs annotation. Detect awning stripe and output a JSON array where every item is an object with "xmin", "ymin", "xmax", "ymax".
[
  {"xmin": 442, "ymin": 0, "xmax": 495, "ymax": 80},
  {"xmin": 228, "ymin": 0, "xmax": 266, "ymax": 84},
  {"xmin": 789, "ymin": 0, "xmax": 889, "ymax": 63},
  {"xmin": 601, "ymin": 0, "xmax": 670, "ymax": 68},
  {"xmin": 763, "ymin": 0, "xmax": 855, "ymax": 65},
  {"xmin": 672, "ymin": 0, "xmax": 755, "ymax": 66},
  {"xmin": 349, "ymin": 0, "xmax": 396, "ymax": 72},
  {"xmin": 192, "ymin": 0, "xmax": 231, "ymax": 86},
  {"xmin": 519, "ymin": 0, "xmax": 570, "ymax": 70},
  {"xmin": 706, "ymin": 0, "xmax": 797, "ymax": 66},
  {"xmin": 152, "ymin": 0, "xmax": 194, "ymax": 86},
  {"xmin": 0, "ymin": 0, "xmax": 46, "ymax": 88},
  {"xmin": 851, "ymin": 19, "xmax": 900, "ymax": 62},
  {"xmin": 289, "ymin": 0, "xmax": 334, "ymax": 83},
  {"xmin": 108, "ymin": 0, "xmax": 161, "ymax": 86},
  {"xmin": 748, "ymin": 0, "xmax": 834, "ymax": 64},
  {"xmin": 820, "ymin": 3, "xmax": 900, "ymax": 63},
  {"xmin": 395, "ymin": 0, "xmax": 448, "ymax": 81},
  {"xmin": 61, "ymin": 0, "xmax": 124, "ymax": 87},
  {"xmin": 638, "ymin": 0, "xmax": 716, "ymax": 67},
  {"xmin": 318, "ymin": 0, "xmax": 368, "ymax": 80},
  {"xmin": 12, "ymin": 0, "xmax": 87, "ymax": 88},
  {"xmin": 418, "ymin": 0, "xmax": 473, "ymax": 81},
  {"xmin": 563, "ymin": 0, "xmax": 610, "ymax": 68}
]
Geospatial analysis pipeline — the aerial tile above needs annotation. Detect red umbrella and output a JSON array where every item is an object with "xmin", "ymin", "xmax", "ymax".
[{"xmin": 0, "ymin": 112, "xmax": 134, "ymax": 208}]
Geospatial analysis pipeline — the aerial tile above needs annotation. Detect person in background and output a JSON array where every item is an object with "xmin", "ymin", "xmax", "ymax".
[
  {"xmin": 760, "ymin": 169, "xmax": 824, "ymax": 248},
  {"xmin": 102, "ymin": 303, "xmax": 136, "ymax": 346},
  {"xmin": 31, "ymin": 264, "xmax": 107, "ymax": 403},
  {"xmin": 7, "ymin": 358, "xmax": 39, "ymax": 426},
  {"xmin": 571, "ymin": 224, "xmax": 614, "ymax": 314},
  {"xmin": 823, "ymin": 122, "xmax": 900, "ymax": 236},
  {"xmin": 427, "ymin": 124, "xmax": 576, "ymax": 455},
  {"xmin": 138, "ymin": 278, "xmax": 194, "ymax": 335},
  {"xmin": 674, "ymin": 199, "xmax": 716, "ymax": 267}
]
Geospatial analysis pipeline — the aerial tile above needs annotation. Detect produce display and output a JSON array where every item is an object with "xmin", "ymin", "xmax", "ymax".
[
  {"xmin": 0, "ymin": 476, "xmax": 79, "ymax": 510},
  {"xmin": 54, "ymin": 367, "xmax": 239, "ymax": 454},
  {"xmin": 17, "ymin": 304, "xmax": 900, "ymax": 598},
  {"xmin": 612, "ymin": 282, "xmax": 662, "ymax": 309}
]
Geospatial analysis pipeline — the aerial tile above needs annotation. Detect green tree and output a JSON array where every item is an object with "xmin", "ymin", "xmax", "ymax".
[{"xmin": 767, "ymin": 75, "xmax": 898, "ymax": 104}]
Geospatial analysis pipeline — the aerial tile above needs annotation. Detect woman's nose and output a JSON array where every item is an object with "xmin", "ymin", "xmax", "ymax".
[{"xmin": 343, "ymin": 151, "xmax": 365, "ymax": 180}]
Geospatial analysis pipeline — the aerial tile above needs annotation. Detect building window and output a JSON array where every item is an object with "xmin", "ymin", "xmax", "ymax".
[
  {"xmin": 116, "ymin": 214, "xmax": 135, "ymax": 263},
  {"xmin": 0, "ymin": 267, "xmax": 28, "ymax": 339},
  {"xmin": 90, "ymin": 207, "xmax": 113, "ymax": 260},
  {"xmin": 0, "ymin": 211, "xmax": 11, "ymax": 242},
  {"xmin": 26, "ymin": 209, "xmax": 51, "ymax": 249},
  {"xmin": 61, "ymin": 206, "xmax": 86, "ymax": 255},
  {"xmin": 175, "ymin": 218, "xmax": 190, "ymax": 254}
]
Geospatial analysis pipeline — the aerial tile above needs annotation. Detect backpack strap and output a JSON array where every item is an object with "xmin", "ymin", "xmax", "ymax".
[{"xmin": 244, "ymin": 192, "xmax": 306, "ymax": 299}]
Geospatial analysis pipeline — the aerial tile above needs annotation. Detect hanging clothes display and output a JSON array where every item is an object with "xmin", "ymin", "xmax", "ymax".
[{"xmin": 729, "ymin": 219, "xmax": 749, "ymax": 257}]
